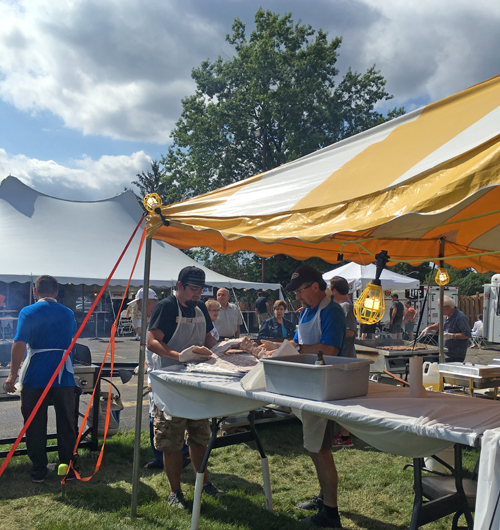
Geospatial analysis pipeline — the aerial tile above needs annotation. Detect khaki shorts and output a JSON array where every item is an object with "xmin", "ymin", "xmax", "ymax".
[
  {"xmin": 257, "ymin": 312, "xmax": 269, "ymax": 326},
  {"xmin": 322, "ymin": 420, "xmax": 336, "ymax": 450},
  {"xmin": 153, "ymin": 405, "xmax": 211, "ymax": 452}
]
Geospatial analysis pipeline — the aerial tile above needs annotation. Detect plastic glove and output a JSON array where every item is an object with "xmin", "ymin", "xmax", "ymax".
[
  {"xmin": 443, "ymin": 332, "xmax": 454, "ymax": 340},
  {"xmin": 178, "ymin": 346, "xmax": 212, "ymax": 363}
]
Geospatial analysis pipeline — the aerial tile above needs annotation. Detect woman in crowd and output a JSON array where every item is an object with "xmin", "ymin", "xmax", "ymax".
[
  {"xmin": 205, "ymin": 299, "xmax": 221, "ymax": 341},
  {"xmin": 258, "ymin": 300, "xmax": 295, "ymax": 340}
]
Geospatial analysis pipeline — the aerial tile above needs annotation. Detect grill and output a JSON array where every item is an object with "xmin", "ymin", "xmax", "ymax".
[{"xmin": 355, "ymin": 339, "xmax": 440, "ymax": 374}]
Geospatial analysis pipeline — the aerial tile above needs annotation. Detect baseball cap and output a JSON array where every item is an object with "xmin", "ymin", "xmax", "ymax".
[
  {"xmin": 178, "ymin": 266, "xmax": 206, "ymax": 288},
  {"xmin": 127, "ymin": 288, "xmax": 158, "ymax": 305},
  {"xmin": 285, "ymin": 265, "xmax": 327, "ymax": 292}
]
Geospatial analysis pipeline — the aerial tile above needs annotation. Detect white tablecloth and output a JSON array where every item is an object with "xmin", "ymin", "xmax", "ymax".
[{"xmin": 151, "ymin": 369, "xmax": 500, "ymax": 529}]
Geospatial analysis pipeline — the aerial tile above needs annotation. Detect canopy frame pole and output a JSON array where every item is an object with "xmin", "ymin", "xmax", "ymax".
[
  {"xmin": 230, "ymin": 286, "xmax": 249, "ymax": 335},
  {"xmin": 438, "ymin": 238, "xmax": 445, "ymax": 364},
  {"xmin": 108, "ymin": 287, "xmax": 116, "ymax": 323},
  {"xmin": 131, "ymin": 236, "xmax": 152, "ymax": 517}
]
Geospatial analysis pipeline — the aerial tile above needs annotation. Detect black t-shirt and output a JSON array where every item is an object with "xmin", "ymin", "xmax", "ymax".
[
  {"xmin": 148, "ymin": 295, "xmax": 213, "ymax": 344},
  {"xmin": 255, "ymin": 296, "xmax": 269, "ymax": 314},
  {"xmin": 392, "ymin": 300, "xmax": 404, "ymax": 320}
]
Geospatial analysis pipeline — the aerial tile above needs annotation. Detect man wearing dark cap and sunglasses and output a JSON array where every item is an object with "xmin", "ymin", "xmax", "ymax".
[
  {"xmin": 147, "ymin": 266, "xmax": 220, "ymax": 509},
  {"xmin": 263, "ymin": 265, "xmax": 346, "ymax": 528}
]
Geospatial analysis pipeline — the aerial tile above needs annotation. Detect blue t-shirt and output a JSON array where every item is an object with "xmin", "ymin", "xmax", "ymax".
[
  {"xmin": 14, "ymin": 301, "xmax": 77, "ymax": 388},
  {"xmin": 293, "ymin": 299, "xmax": 346, "ymax": 355}
]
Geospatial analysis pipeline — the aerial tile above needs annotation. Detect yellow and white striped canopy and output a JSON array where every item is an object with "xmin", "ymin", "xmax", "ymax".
[{"xmin": 147, "ymin": 75, "xmax": 500, "ymax": 272}]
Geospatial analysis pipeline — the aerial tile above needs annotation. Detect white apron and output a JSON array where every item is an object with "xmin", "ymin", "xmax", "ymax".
[
  {"xmin": 294, "ymin": 295, "xmax": 331, "ymax": 453},
  {"xmin": 17, "ymin": 346, "xmax": 73, "ymax": 392},
  {"xmin": 152, "ymin": 299, "xmax": 206, "ymax": 370}
]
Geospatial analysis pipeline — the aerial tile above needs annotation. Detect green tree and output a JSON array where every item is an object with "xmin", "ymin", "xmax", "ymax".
[
  {"xmin": 161, "ymin": 8, "xmax": 404, "ymax": 280},
  {"xmin": 160, "ymin": 8, "xmax": 404, "ymax": 205},
  {"xmin": 388, "ymin": 262, "xmax": 433, "ymax": 285},
  {"xmin": 127, "ymin": 160, "xmax": 168, "ymax": 207}
]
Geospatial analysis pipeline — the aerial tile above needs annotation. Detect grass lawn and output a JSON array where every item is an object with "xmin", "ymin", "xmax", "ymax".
[{"xmin": 0, "ymin": 419, "xmax": 478, "ymax": 529}]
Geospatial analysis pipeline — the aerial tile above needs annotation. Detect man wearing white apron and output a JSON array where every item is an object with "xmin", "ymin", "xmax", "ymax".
[
  {"xmin": 5, "ymin": 275, "xmax": 77, "ymax": 483},
  {"xmin": 265, "ymin": 265, "xmax": 346, "ymax": 528},
  {"xmin": 147, "ymin": 266, "xmax": 220, "ymax": 509}
]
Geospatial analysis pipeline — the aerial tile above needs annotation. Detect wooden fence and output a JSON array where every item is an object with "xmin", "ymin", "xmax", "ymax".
[{"xmin": 458, "ymin": 292, "xmax": 483, "ymax": 327}]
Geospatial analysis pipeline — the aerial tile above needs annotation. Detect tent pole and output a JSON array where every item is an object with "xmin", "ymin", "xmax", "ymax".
[
  {"xmin": 438, "ymin": 238, "xmax": 445, "ymax": 363},
  {"xmin": 230, "ymin": 286, "xmax": 249, "ymax": 335},
  {"xmin": 439, "ymin": 285, "xmax": 444, "ymax": 363},
  {"xmin": 131, "ymin": 236, "xmax": 152, "ymax": 517}
]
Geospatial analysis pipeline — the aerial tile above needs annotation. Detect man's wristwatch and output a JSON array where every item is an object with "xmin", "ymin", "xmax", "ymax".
[{"xmin": 295, "ymin": 344, "xmax": 301, "ymax": 353}]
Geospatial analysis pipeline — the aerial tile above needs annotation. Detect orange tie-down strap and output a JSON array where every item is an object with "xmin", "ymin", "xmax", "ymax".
[{"xmin": 0, "ymin": 217, "xmax": 146, "ymax": 480}]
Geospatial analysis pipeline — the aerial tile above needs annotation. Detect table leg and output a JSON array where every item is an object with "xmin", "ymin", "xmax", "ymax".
[
  {"xmin": 409, "ymin": 444, "xmax": 473, "ymax": 529},
  {"xmin": 188, "ymin": 414, "xmax": 272, "ymax": 529},
  {"xmin": 261, "ymin": 456, "xmax": 273, "ymax": 511},
  {"xmin": 190, "ymin": 472, "xmax": 204, "ymax": 530}
]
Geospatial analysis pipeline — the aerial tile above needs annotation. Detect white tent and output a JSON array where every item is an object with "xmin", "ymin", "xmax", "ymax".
[
  {"xmin": 322, "ymin": 262, "xmax": 420, "ymax": 292},
  {"xmin": 0, "ymin": 176, "xmax": 281, "ymax": 291}
]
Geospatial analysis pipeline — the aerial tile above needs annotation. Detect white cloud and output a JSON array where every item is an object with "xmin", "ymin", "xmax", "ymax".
[
  {"xmin": 1, "ymin": 0, "xmax": 499, "ymax": 144},
  {"xmin": 0, "ymin": 148, "xmax": 151, "ymax": 200}
]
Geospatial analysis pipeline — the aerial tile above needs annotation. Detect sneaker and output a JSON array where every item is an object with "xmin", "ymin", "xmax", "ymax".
[
  {"xmin": 332, "ymin": 434, "xmax": 354, "ymax": 448},
  {"xmin": 202, "ymin": 481, "xmax": 221, "ymax": 499},
  {"xmin": 300, "ymin": 507, "xmax": 342, "ymax": 528},
  {"xmin": 31, "ymin": 468, "xmax": 48, "ymax": 483},
  {"xmin": 296, "ymin": 493, "xmax": 324, "ymax": 511},
  {"xmin": 168, "ymin": 489, "xmax": 186, "ymax": 509}
]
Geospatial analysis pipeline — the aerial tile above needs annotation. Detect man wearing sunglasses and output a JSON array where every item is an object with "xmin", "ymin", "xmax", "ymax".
[
  {"xmin": 284, "ymin": 265, "xmax": 346, "ymax": 528},
  {"xmin": 147, "ymin": 266, "xmax": 220, "ymax": 509}
]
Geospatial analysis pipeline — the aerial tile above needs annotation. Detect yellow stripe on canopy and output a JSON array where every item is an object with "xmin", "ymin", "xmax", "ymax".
[{"xmin": 147, "ymin": 75, "xmax": 500, "ymax": 272}]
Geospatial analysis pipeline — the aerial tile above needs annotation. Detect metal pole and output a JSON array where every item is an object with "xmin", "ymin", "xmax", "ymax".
[
  {"xmin": 261, "ymin": 258, "xmax": 266, "ymax": 283},
  {"xmin": 439, "ymin": 284, "xmax": 445, "ymax": 363},
  {"xmin": 438, "ymin": 238, "xmax": 445, "ymax": 364},
  {"xmin": 231, "ymin": 286, "xmax": 249, "ymax": 335},
  {"xmin": 131, "ymin": 237, "xmax": 152, "ymax": 517}
]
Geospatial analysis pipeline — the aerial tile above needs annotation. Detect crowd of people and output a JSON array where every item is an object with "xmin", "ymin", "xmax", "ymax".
[{"xmin": 4, "ymin": 266, "xmax": 479, "ymax": 528}]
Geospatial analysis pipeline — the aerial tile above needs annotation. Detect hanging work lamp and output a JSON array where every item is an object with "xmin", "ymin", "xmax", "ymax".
[
  {"xmin": 435, "ymin": 267, "xmax": 450, "ymax": 286},
  {"xmin": 354, "ymin": 251, "xmax": 390, "ymax": 325}
]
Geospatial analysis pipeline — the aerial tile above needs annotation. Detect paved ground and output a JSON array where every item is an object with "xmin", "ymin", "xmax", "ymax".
[{"xmin": 2, "ymin": 334, "xmax": 500, "ymax": 445}]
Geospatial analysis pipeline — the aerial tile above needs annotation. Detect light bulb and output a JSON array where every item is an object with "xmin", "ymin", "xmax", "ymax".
[
  {"xmin": 435, "ymin": 267, "xmax": 450, "ymax": 286},
  {"xmin": 354, "ymin": 282, "xmax": 385, "ymax": 324},
  {"xmin": 143, "ymin": 193, "xmax": 162, "ymax": 212}
]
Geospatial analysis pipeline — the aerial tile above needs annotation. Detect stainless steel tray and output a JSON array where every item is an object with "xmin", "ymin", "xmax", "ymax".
[{"xmin": 439, "ymin": 363, "xmax": 500, "ymax": 378}]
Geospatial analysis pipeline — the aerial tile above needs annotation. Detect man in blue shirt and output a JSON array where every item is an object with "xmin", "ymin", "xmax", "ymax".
[
  {"xmin": 268, "ymin": 265, "xmax": 346, "ymax": 528},
  {"xmin": 423, "ymin": 296, "xmax": 471, "ymax": 362},
  {"xmin": 5, "ymin": 275, "xmax": 77, "ymax": 482}
]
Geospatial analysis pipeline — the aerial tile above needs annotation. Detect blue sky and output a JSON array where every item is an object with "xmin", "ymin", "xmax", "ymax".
[{"xmin": 1, "ymin": 0, "xmax": 499, "ymax": 201}]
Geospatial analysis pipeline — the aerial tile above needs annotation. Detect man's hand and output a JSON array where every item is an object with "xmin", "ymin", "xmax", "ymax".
[
  {"xmin": 260, "ymin": 340, "xmax": 279, "ymax": 351},
  {"xmin": 192, "ymin": 346, "xmax": 213, "ymax": 356},
  {"xmin": 178, "ymin": 346, "xmax": 213, "ymax": 363},
  {"xmin": 4, "ymin": 374, "xmax": 17, "ymax": 394}
]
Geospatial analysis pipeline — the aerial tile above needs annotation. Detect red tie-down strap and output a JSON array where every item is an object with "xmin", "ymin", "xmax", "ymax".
[{"xmin": 0, "ymin": 217, "xmax": 146, "ymax": 479}]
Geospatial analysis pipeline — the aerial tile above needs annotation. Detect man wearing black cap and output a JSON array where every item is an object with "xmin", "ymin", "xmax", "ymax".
[
  {"xmin": 283, "ymin": 265, "xmax": 346, "ymax": 528},
  {"xmin": 147, "ymin": 266, "xmax": 220, "ymax": 509}
]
